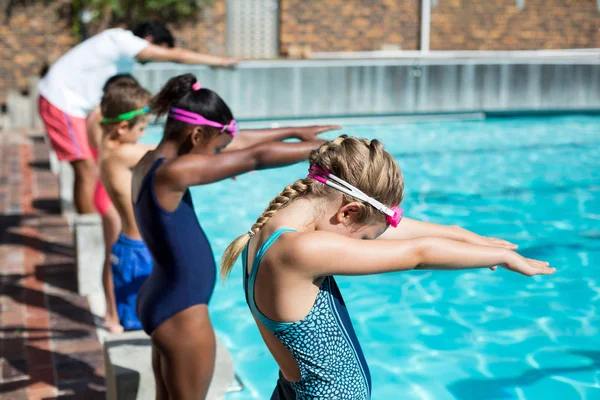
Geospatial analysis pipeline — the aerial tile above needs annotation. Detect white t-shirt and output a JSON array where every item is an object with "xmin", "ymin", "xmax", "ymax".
[{"xmin": 39, "ymin": 28, "xmax": 150, "ymax": 117}]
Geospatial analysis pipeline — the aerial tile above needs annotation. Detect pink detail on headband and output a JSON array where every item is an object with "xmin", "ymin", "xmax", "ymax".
[
  {"xmin": 307, "ymin": 173, "xmax": 327, "ymax": 185},
  {"xmin": 169, "ymin": 107, "xmax": 238, "ymax": 136},
  {"xmin": 308, "ymin": 165, "xmax": 403, "ymax": 228},
  {"xmin": 310, "ymin": 165, "xmax": 330, "ymax": 178},
  {"xmin": 192, "ymin": 82, "xmax": 202, "ymax": 91},
  {"xmin": 387, "ymin": 206, "xmax": 403, "ymax": 228}
]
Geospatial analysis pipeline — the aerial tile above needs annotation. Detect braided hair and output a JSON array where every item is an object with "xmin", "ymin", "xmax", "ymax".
[{"xmin": 220, "ymin": 135, "xmax": 404, "ymax": 278}]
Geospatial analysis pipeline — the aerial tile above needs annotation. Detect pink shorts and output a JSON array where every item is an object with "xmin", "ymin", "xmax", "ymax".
[
  {"xmin": 90, "ymin": 147, "xmax": 113, "ymax": 217},
  {"xmin": 38, "ymin": 95, "xmax": 93, "ymax": 161}
]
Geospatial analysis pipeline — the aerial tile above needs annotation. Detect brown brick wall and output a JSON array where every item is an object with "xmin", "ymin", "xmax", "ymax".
[
  {"xmin": 279, "ymin": 0, "xmax": 421, "ymax": 53},
  {"xmin": 162, "ymin": 1, "xmax": 228, "ymax": 58},
  {"xmin": 431, "ymin": 0, "xmax": 600, "ymax": 50},
  {"xmin": 0, "ymin": 0, "xmax": 77, "ymax": 101},
  {"xmin": 0, "ymin": 1, "xmax": 227, "ymax": 103}
]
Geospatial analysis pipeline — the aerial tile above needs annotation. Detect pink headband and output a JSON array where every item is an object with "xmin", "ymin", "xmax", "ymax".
[
  {"xmin": 308, "ymin": 165, "xmax": 403, "ymax": 228},
  {"xmin": 192, "ymin": 81, "xmax": 201, "ymax": 91},
  {"xmin": 169, "ymin": 107, "xmax": 238, "ymax": 137}
]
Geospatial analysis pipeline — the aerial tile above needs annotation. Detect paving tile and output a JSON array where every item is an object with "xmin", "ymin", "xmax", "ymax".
[
  {"xmin": 0, "ymin": 386, "xmax": 29, "ymax": 400},
  {"xmin": 0, "ymin": 338, "xmax": 26, "ymax": 359},
  {"xmin": 26, "ymin": 387, "xmax": 56, "ymax": 400},
  {"xmin": 0, "ymin": 130, "xmax": 106, "ymax": 399},
  {"xmin": 2, "ymin": 358, "xmax": 29, "ymax": 381},
  {"xmin": 52, "ymin": 339, "xmax": 101, "ymax": 354},
  {"xmin": 54, "ymin": 381, "xmax": 105, "ymax": 399}
]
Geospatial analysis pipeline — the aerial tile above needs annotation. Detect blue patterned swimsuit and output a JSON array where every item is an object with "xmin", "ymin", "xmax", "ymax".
[{"xmin": 243, "ymin": 228, "xmax": 372, "ymax": 399}]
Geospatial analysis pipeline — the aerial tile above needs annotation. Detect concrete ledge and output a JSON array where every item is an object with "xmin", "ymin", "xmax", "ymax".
[
  {"xmin": 104, "ymin": 330, "xmax": 236, "ymax": 400},
  {"xmin": 73, "ymin": 213, "xmax": 104, "ymax": 296},
  {"xmin": 59, "ymin": 161, "xmax": 75, "ymax": 215},
  {"xmin": 48, "ymin": 149, "xmax": 60, "ymax": 175},
  {"xmin": 135, "ymin": 62, "xmax": 600, "ymax": 120}
]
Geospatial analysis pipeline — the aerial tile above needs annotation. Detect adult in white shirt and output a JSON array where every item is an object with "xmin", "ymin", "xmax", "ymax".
[{"xmin": 38, "ymin": 20, "xmax": 238, "ymax": 214}]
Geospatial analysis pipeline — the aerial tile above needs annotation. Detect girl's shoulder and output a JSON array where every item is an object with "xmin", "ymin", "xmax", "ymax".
[{"xmin": 262, "ymin": 230, "xmax": 341, "ymax": 266}]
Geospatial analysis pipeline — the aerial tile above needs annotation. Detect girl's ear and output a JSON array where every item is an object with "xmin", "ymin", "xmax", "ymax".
[
  {"xmin": 190, "ymin": 126, "xmax": 203, "ymax": 146},
  {"xmin": 335, "ymin": 201, "xmax": 363, "ymax": 225}
]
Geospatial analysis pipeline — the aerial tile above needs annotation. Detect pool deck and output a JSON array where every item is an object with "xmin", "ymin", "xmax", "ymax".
[{"xmin": 0, "ymin": 128, "xmax": 105, "ymax": 399}]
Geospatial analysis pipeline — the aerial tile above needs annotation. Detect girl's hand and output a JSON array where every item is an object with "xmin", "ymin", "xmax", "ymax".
[
  {"xmin": 294, "ymin": 125, "xmax": 342, "ymax": 141},
  {"xmin": 501, "ymin": 253, "xmax": 555, "ymax": 276},
  {"xmin": 470, "ymin": 236, "xmax": 518, "ymax": 270}
]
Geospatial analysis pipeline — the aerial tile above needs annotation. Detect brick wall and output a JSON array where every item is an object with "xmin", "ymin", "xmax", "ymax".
[
  {"xmin": 279, "ymin": 0, "xmax": 421, "ymax": 53},
  {"xmin": 0, "ymin": 0, "xmax": 76, "ymax": 102},
  {"xmin": 0, "ymin": 0, "xmax": 227, "ymax": 103},
  {"xmin": 430, "ymin": 0, "xmax": 600, "ymax": 50},
  {"xmin": 162, "ymin": 2, "xmax": 228, "ymax": 58}
]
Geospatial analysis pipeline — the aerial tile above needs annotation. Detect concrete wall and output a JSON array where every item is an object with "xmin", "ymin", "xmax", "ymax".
[{"xmin": 134, "ymin": 56, "xmax": 600, "ymax": 120}]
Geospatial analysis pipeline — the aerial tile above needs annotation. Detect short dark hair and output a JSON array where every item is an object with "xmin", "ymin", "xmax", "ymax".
[
  {"xmin": 132, "ymin": 20, "xmax": 175, "ymax": 48},
  {"xmin": 102, "ymin": 74, "xmax": 139, "ymax": 93}
]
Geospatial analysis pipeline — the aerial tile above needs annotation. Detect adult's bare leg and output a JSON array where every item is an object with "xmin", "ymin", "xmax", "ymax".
[{"xmin": 71, "ymin": 158, "xmax": 97, "ymax": 214}]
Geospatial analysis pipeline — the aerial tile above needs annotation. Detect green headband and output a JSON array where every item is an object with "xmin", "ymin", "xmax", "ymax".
[{"xmin": 101, "ymin": 107, "xmax": 150, "ymax": 124}]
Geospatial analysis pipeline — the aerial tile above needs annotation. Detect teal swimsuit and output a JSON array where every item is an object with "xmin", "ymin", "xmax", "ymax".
[{"xmin": 243, "ymin": 228, "xmax": 372, "ymax": 399}]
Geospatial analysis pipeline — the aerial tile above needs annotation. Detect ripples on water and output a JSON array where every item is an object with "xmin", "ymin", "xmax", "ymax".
[{"xmin": 143, "ymin": 115, "xmax": 600, "ymax": 399}]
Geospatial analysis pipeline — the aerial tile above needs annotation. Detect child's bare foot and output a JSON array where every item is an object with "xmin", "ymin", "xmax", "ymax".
[{"xmin": 103, "ymin": 318, "xmax": 124, "ymax": 334}]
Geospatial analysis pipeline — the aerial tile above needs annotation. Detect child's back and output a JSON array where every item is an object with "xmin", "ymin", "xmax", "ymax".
[{"xmin": 100, "ymin": 135, "xmax": 152, "ymax": 239}]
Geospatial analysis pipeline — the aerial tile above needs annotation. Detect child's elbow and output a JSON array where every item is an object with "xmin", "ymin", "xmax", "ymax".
[
  {"xmin": 411, "ymin": 237, "xmax": 435, "ymax": 269},
  {"xmin": 252, "ymin": 142, "xmax": 273, "ymax": 169}
]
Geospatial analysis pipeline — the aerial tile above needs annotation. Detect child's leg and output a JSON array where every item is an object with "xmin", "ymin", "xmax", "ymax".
[
  {"xmin": 71, "ymin": 159, "xmax": 98, "ymax": 214},
  {"xmin": 101, "ymin": 205, "xmax": 122, "ymax": 332},
  {"xmin": 152, "ymin": 343, "xmax": 169, "ymax": 400},
  {"xmin": 152, "ymin": 305, "xmax": 216, "ymax": 400}
]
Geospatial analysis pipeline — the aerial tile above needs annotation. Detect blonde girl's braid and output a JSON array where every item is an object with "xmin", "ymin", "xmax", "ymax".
[
  {"xmin": 248, "ymin": 179, "xmax": 311, "ymax": 236},
  {"xmin": 220, "ymin": 134, "xmax": 404, "ymax": 279},
  {"xmin": 220, "ymin": 138, "xmax": 346, "ymax": 279},
  {"xmin": 220, "ymin": 178, "xmax": 311, "ymax": 279}
]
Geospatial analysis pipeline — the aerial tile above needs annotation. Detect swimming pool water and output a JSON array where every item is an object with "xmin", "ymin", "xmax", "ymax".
[{"xmin": 143, "ymin": 115, "xmax": 600, "ymax": 400}]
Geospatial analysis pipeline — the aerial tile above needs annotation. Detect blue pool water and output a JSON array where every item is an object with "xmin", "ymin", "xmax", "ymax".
[{"xmin": 142, "ymin": 115, "xmax": 600, "ymax": 400}]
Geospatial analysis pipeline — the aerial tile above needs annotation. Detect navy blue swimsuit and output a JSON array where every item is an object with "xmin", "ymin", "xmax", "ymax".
[{"xmin": 134, "ymin": 158, "xmax": 217, "ymax": 335}]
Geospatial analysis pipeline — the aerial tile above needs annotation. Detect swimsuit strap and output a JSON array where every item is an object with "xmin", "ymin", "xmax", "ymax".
[
  {"xmin": 135, "ymin": 157, "xmax": 165, "ymax": 204},
  {"xmin": 243, "ymin": 228, "xmax": 298, "ymax": 332}
]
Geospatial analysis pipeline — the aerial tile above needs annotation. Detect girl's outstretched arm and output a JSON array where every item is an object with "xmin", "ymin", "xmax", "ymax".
[
  {"xmin": 225, "ymin": 125, "xmax": 342, "ymax": 151},
  {"xmin": 280, "ymin": 231, "xmax": 554, "ymax": 278},
  {"xmin": 159, "ymin": 140, "xmax": 324, "ymax": 190},
  {"xmin": 380, "ymin": 217, "xmax": 517, "ymax": 249}
]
